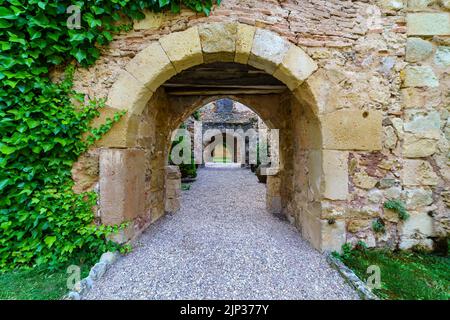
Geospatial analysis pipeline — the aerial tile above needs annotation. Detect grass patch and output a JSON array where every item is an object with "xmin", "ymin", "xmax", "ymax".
[
  {"xmin": 336, "ymin": 246, "xmax": 450, "ymax": 300},
  {"xmin": 0, "ymin": 265, "xmax": 90, "ymax": 300},
  {"xmin": 181, "ymin": 183, "xmax": 191, "ymax": 191},
  {"xmin": 213, "ymin": 157, "xmax": 232, "ymax": 163}
]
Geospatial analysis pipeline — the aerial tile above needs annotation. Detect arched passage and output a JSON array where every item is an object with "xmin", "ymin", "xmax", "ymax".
[{"xmin": 79, "ymin": 22, "xmax": 383, "ymax": 252}]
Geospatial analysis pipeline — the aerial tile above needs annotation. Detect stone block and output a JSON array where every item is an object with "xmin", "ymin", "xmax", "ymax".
[
  {"xmin": 353, "ymin": 171, "xmax": 378, "ymax": 190},
  {"xmin": 402, "ymin": 66, "xmax": 439, "ymax": 88},
  {"xmin": 99, "ymin": 149, "xmax": 145, "ymax": 225},
  {"xmin": 402, "ymin": 133, "xmax": 438, "ymax": 158},
  {"xmin": 404, "ymin": 111, "xmax": 441, "ymax": 139},
  {"xmin": 405, "ymin": 38, "xmax": 433, "ymax": 62},
  {"xmin": 133, "ymin": 11, "xmax": 164, "ymax": 30},
  {"xmin": 378, "ymin": 0, "xmax": 405, "ymax": 10},
  {"xmin": 404, "ymin": 188, "xmax": 433, "ymax": 209},
  {"xmin": 435, "ymin": 46, "xmax": 450, "ymax": 67},
  {"xmin": 93, "ymin": 108, "xmax": 140, "ymax": 148},
  {"xmin": 321, "ymin": 109, "xmax": 383, "ymax": 151},
  {"xmin": 407, "ymin": 0, "xmax": 434, "ymax": 8},
  {"xmin": 159, "ymin": 27, "xmax": 203, "ymax": 73},
  {"xmin": 106, "ymin": 70, "xmax": 153, "ymax": 115},
  {"xmin": 347, "ymin": 219, "xmax": 371, "ymax": 234},
  {"xmin": 401, "ymin": 159, "xmax": 438, "ymax": 186},
  {"xmin": 273, "ymin": 44, "xmax": 318, "ymax": 90},
  {"xmin": 125, "ymin": 42, "xmax": 176, "ymax": 92},
  {"xmin": 321, "ymin": 219, "xmax": 346, "ymax": 253},
  {"xmin": 234, "ymin": 24, "xmax": 256, "ymax": 64},
  {"xmin": 199, "ymin": 22, "xmax": 237, "ymax": 63},
  {"xmin": 248, "ymin": 28, "xmax": 290, "ymax": 74},
  {"xmin": 322, "ymin": 150, "xmax": 349, "ymax": 200},
  {"xmin": 407, "ymin": 13, "xmax": 450, "ymax": 36},
  {"xmin": 399, "ymin": 211, "xmax": 434, "ymax": 249}
]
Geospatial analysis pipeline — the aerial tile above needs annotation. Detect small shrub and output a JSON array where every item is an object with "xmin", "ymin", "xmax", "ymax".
[
  {"xmin": 372, "ymin": 218, "xmax": 386, "ymax": 234},
  {"xmin": 384, "ymin": 199, "xmax": 409, "ymax": 221}
]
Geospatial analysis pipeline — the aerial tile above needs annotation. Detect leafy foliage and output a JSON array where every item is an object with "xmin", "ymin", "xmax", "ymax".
[
  {"xmin": 0, "ymin": 0, "xmax": 219, "ymax": 271},
  {"xmin": 372, "ymin": 218, "xmax": 386, "ymax": 234},
  {"xmin": 384, "ymin": 199, "xmax": 409, "ymax": 221}
]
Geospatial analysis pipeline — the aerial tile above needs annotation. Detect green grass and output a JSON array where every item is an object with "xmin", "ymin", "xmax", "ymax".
[
  {"xmin": 213, "ymin": 157, "xmax": 232, "ymax": 163},
  {"xmin": 181, "ymin": 183, "xmax": 191, "ymax": 191},
  {"xmin": 0, "ymin": 265, "xmax": 90, "ymax": 300},
  {"xmin": 337, "ymin": 247, "xmax": 450, "ymax": 300}
]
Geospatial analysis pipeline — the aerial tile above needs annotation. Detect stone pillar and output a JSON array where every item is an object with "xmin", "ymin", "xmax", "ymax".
[
  {"xmin": 99, "ymin": 148, "xmax": 145, "ymax": 227},
  {"xmin": 165, "ymin": 165, "xmax": 181, "ymax": 213},
  {"xmin": 266, "ymin": 175, "xmax": 282, "ymax": 214}
]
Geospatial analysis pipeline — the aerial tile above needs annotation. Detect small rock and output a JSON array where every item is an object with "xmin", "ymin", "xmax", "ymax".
[
  {"xmin": 100, "ymin": 251, "xmax": 119, "ymax": 265},
  {"xmin": 368, "ymin": 189, "xmax": 383, "ymax": 203},
  {"xmin": 89, "ymin": 262, "xmax": 108, "ymax": 281},
  {"xmin": 404, "ymin": 188, "xmax": 433, "ymax": 209},
  {"xmin": 378, "ymin": 178, "xmax": 396, "ymax": 189},
  {"xmin": 384, "ymin": 186, "xmax": 402, "ymax": 200},
  {"xmin": 67, "ymin": 291, "xmax": 80, "ymax": 300},
  {"xmin": 435, "ymin": 46, "xmax": 450, "ymax": 67}
]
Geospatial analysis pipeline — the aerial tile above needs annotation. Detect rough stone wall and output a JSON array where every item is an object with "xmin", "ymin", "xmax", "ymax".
[{"xmin": 70, "ymin": 0, "xmax": 449, "ymax": 251}]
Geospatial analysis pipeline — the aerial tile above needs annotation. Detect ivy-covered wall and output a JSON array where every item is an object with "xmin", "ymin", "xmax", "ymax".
[{"xmin": 0, "ymin": 0, "xmax": 219, "ymax": 271}]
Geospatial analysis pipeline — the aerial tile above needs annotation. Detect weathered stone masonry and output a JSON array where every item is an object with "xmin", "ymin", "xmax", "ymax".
[{"xmin": 70, "ymin": 1, "xmax": 449, "ymax": 252}]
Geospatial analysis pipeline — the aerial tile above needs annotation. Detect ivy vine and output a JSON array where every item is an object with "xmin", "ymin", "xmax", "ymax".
[{"xmin": 0, "ymin": 0, "xmax": 220, "ymax": 271}]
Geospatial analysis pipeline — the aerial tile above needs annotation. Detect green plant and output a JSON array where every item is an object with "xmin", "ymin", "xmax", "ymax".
[
  {"xmin": 0, "ymin": 0, "xmax": 219, "ymax": 271},
  {"xmin": 384, "ymin": 199, "xmax": 409, "ymax": 221},
  {"xmin": 181, "ymin": 183, "xmax": 191, "ymax": 191},
  {"xmin": 336, "ymin": 247, "xmax": 450, "ymax": 300},
  {"xmin": 372, "ymin": 218, "xmax": 386, "ymax": 234}
]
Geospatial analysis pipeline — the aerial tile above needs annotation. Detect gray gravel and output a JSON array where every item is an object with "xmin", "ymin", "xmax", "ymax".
[{"xmin": 84, "ymin": 165, "xmax": 359, "ymax": 300}]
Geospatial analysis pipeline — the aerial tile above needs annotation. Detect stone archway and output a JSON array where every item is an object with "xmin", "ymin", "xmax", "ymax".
[{"xmin": 85, "ymin": 22, "xmax": 383, "ymax": 252}]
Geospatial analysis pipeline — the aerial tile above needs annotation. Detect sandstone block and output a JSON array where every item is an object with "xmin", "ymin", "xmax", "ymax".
[
  {"xmin": 321, "ymin": 220, "xmax": 346, "ymax": 253},
  {"xmin": 159, "ymin": 27, "xmax": 203, "ymax": 73},
  {"xmin": 407, "ymin": 13, "xmax": 450, "ymax": 36},
  {"xmin": 399, "ymin": 211, "xmax": 434, "ymax": 249},
  {"xmin": 405, "ymin": 38, "xmax": 433, "ymax": 62},
  {"xmin": 125, "ymin": 42, "xmax": 176, "ymax": 92},
  {"xmin": 402, "ymin": 159, "xmax": 438, "ymax": 186},
  {"xmin": 404, "ymin": 188, "xmax": 433, "ymax": 209},
  {"xmin": 321, "ymin": 109, "xmax": 383, "ymax": 151},
  {"xmin": 94, "ymin": 108, "xmax": 139, "ymax": 148},
  {"xmin": 353, "ymin": 171, "xmax": 378, "ymax": 190},
  {"xmin": 347, "ymin": 219, "xmax": 371, "ymax": 234},
  {"xmin": 133, "ymin": 11, "xmax": 164, "ymax": 30},
  {"xmin": 273, "ymin": 44, "xmax": 318, "ymax": 90},
  {"xmin": 378, "ymin": 0, "xmax": 405, "ymax": 10},
  {"xmin": 402, "ymin": 66, "xmax": 439, "ymax": 88},
  {"xmin": 402, "ymin": 133, "xmax": 438, "ymax": 158},
  {"xmin": 100, "ymin": 149, "xmax": 145, "ymax": 225},
  {"xmin": 107, "ymin": 70, "xmax": 153, "ymax": 115},
  {"xmin": 199, "ymin": 22, "xmax": 237, "ymax": 63},
  {"xmin": 404, "ymin": 111, "xmax": 441, "ymax": 139},
  {"xmin": 234, "ymin": 24, "xmax": 256, "ymax": 64},
  {"xmin": 248, "ymin": 28, "xmax": 290, "ymax": 74},
  {"xmin": 407, "ymin": 0, "xmax": 434, "ymax": 8},
  {"xmin": 322, "ymin": 150, "xmax": 349, "ymax": 200}
]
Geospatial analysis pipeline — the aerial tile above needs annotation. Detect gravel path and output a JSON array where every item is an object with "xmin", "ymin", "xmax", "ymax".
[{"xmin": 84, "ymin": 165, "xmax": 359, "ymax": 300}]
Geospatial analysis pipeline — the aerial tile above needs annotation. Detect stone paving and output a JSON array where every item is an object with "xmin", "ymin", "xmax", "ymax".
[{"xmin": 84, "ymin": 165, "xmax": 359, "ymax": 300}]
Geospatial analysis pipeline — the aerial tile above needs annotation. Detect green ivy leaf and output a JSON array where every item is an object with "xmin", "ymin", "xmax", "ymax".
[{"xmin": 44, "ymin": 236, "xmax": 56, "ymax": 248}]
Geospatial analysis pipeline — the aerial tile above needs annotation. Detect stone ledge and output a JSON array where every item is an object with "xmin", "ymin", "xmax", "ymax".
[
  {"xmin": 63, "ymin": 251, "xmax": 120, "ymax": 300},
  {"xmin": 326, "ymin": 254, "xmax": 379, "ymax": 300}
]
